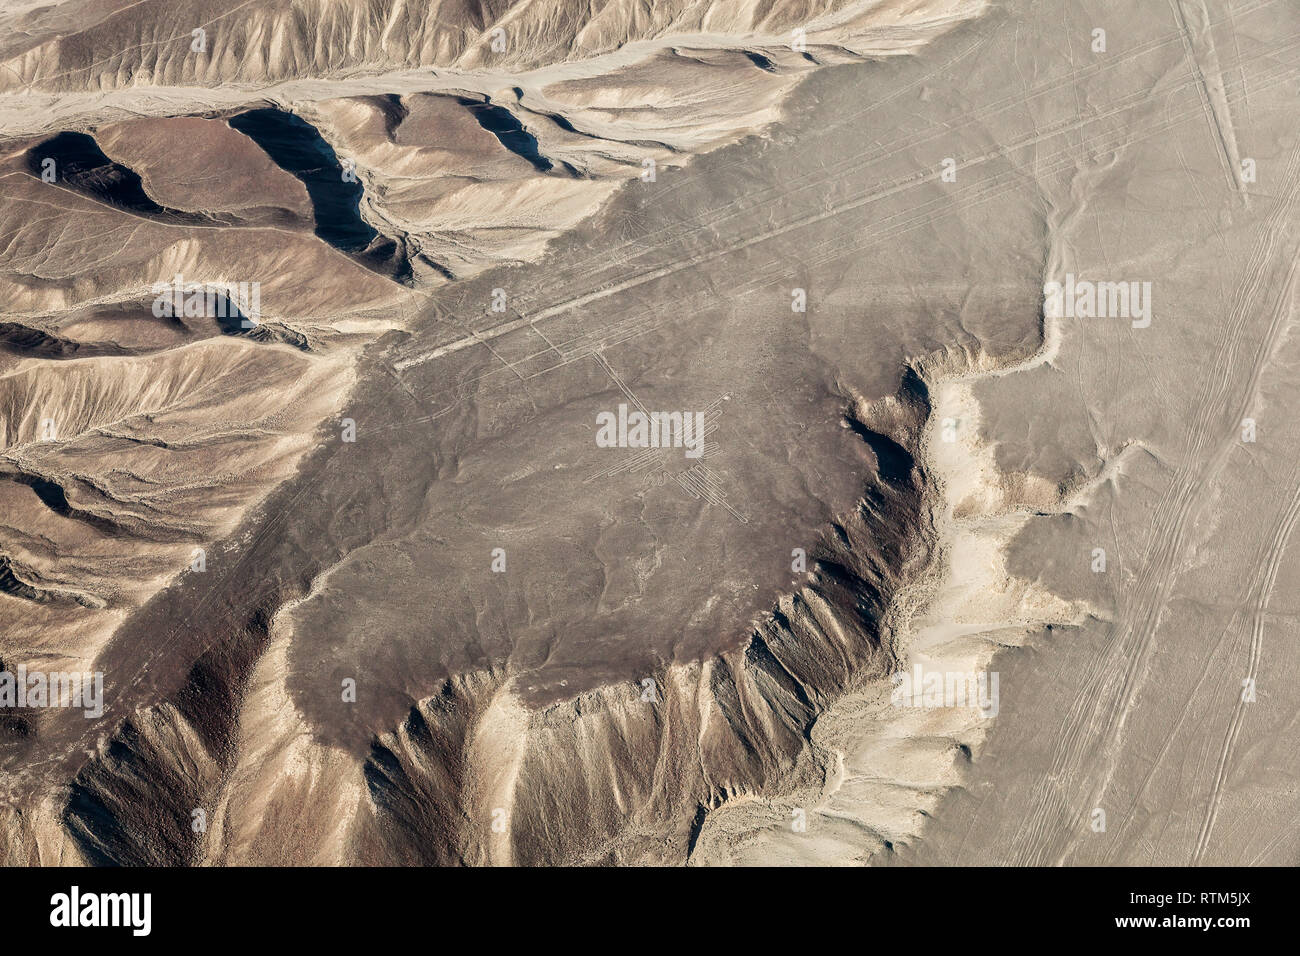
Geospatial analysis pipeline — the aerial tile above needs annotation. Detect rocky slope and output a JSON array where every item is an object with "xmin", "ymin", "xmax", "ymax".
[{"xmin": 0, "ymin": 0, "xmax": 1064, "ymax": 866}]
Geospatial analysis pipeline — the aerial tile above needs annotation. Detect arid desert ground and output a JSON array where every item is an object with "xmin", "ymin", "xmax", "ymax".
[{"xmin": 0, "ymin": 0, "xmax": 1296, "ymax": 867}]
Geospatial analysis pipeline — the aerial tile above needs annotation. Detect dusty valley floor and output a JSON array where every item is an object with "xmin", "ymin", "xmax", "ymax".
[{"xmin": 0, "ymin": 0, "xmax": 1295, "ymax": 867}]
